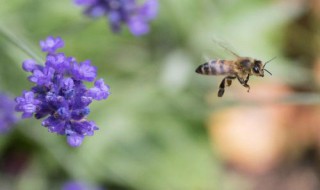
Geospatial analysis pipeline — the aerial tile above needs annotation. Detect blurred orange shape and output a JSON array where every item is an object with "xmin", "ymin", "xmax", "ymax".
[{"xmin": 208, "ymin": 82, "xmax": 293, "ymax": 174}]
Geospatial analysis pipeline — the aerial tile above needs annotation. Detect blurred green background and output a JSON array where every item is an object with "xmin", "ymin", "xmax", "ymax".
[{"xmin": 0, "ymin": 0, "xmax": 320, "ymax": 189}]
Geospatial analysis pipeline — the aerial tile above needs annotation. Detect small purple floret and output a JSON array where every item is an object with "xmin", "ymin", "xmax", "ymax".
[
  {"xmin": 67, "ymin": 134, "xmax": 84, "ymax": 147},
  {"xmin": 22, "ymin": 59, "xmax": 41, "ymax": 72},
  {"xmin": 128, "ymin": 16, "xmax": 150, "ymax": 36},
  {"xmin": 16, "ymin": 36, "xmax": 110, "ymax": 147},
  {"xmin": 87, "ymin": 79, "xmax": 110, "ymax": 100},
  {"xmin": 72, "ymin": 60, "xmax": 97, "ymax": 82},
  {"xmin": 74, "ymin": 0, "xmax": 159, "ymax": 36},
  {"xmin": 15, "ymin": 91, "xmax": 40, "ymax": 119},
  {"xmin": 140, "ymin": 0, "xmax": 158, "ymax": 20},
  {"xmin": 40, "ymin": 36, "xmax": 64, "ymax": 53}
]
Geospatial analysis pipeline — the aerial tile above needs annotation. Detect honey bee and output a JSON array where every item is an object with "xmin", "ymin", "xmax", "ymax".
[{"xmin": 195, "ymin": 44, "xmax": 274, "ymax": 97}]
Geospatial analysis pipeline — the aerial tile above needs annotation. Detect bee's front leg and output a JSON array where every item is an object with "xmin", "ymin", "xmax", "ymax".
[
  {"xmin": 244, "ymin": 75, "xmax": 250, "ymax": 92},
  {"xmin": 236, "ymin": 74, "xmax": 250, "ymax": 92}
]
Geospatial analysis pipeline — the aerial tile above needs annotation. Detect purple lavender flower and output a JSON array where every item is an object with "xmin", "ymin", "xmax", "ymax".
[
  {"xmin": 62, "ymin": 180, "xmax": 103, "ymax": 190},
  {"xmin": 0, "ymin": 93, "xmax": 18, "ymax": 133},
  {"xmin": 74, "ymin": 0, "xmax": 159, "ymax": 36},
  {"xmin": 15, "ymin": 36, "xmax": 110, "ymax": 147},
  {"xmin": 40, "ymin": 36, "xmax": 64, "ymax": 53}
]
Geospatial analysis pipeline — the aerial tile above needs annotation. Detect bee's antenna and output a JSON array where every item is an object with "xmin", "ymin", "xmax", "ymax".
[
  {"xmin": 263, "ymin": 56, "xmax": 276, "ymax": 69},
  {"xmin": 262, "ymin": 56, "xmax": 276, "ymax": 76},
  {"xmin": 264, "ymin": 69, "xmax": 272, "ymax": 75}
]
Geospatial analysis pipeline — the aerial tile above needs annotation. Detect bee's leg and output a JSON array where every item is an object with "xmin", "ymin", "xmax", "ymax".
[
  {"xmin": 218, "ymin": 78, "xmax": 227, "ymax": 97},
  {"xmin": 236, "ymin": 75, "xmax": 250, "ymax": 92},
  {"xmin": 218, "ymin": 78, "xmax": 225, "ymax": 97},
  {"xmin": 226, "ymin": 76, "xmax": 236, "ymax": 87},
  {"xmin": 218, "ymin": 76, "xmax": 237, "ymax": 97},
  {"xmin": 244, "ymin": 75, "xmax": 250, "ymax": 92}
]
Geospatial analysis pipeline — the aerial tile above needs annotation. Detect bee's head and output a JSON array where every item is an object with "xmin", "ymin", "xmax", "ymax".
[
  {"xmin": 252, "ymin": 58, "xmax": 273, "ymax": 77},
  {"xmin": 252, "ymin": 60, "xmax": 264, "ymax": 77}
]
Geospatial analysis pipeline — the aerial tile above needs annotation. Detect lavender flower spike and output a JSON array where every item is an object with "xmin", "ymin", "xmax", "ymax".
[
  {"xmin": 74, "ymin": 0, "xmax": 159, "ymax": 36},
  {"xmin": 15, "ymin": 36, "xmax": 110, "ymax": 147},
  {"xmin": 0, "ymin": 93, "xmax": 18, "ymax": 133}
]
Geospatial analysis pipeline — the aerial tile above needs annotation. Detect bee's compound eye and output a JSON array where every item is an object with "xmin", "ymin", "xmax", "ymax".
[{"xmin": 253, "ymin": 66, "xmax": 260, "ymax": 73}]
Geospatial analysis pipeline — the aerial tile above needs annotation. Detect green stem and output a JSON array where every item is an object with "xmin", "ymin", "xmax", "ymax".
[{"xmin": 0, "ymin": 24, "xmax": 43, "ymax": 63}]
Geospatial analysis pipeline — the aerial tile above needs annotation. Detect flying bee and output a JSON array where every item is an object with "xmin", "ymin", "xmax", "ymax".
[{"xmin": 195, "ymin": 44, "xmax": 274, "ymax": 97}]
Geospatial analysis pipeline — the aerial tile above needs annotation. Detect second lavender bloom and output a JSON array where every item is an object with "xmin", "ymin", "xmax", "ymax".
[
  {"xmin": 74, "ymin": 0, "xmax": 158, "ymax": 36},
  {"xmin": 0, "ymin": 93, "xmax": 17, "ymax": 133}
]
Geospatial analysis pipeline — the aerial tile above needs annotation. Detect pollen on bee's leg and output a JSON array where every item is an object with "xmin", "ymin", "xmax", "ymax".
[{"xmin": 226, "ymin": 79, "xmax": 232, "ymax": 86}]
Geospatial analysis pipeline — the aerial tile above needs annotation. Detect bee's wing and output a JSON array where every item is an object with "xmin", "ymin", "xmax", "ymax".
[
  {"xmin": 202, "ymin": 53, "xmax": 211, "ymax": 63},
  {"xmin": 212, "ymin": 39, "xmax": 241, "ymax": 58}
]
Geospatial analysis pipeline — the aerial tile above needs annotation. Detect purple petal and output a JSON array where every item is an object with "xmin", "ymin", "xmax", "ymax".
[
  {"xmin": 28, "ymin": 67, "xmax": 54, "ymax": 86},
  {"xmin": 61, "ymin": 78, "xmax": 75, "ymax": 98},
  {"xmin": 128, "ymin": 16, "xmax": 150, "ymax": 36},
  {"xmin": 67, "ymin": 134, "xmax": 84, "ymax": 147},
  {"xmin": 42, "ymin": 116, "xmax": 66, "ymax": 135},
  {"xmin": 85, "ymin": 5, "xmax": 106, "ymax": 17},
  {"xmin": 15, "ymin": 91, "xmax": 39, "ymax": 118},
  {"xmin": 74, "ymin": 0, "xmax": 97, "ymax": 5},
  {"xmin": 22, "ymin": 59, "xmax": 41, "ymax": 72},
  {"xmin": 0, "ymin": 93, "xmax": 18, "ymax": 133},
  {"xmin": 56, "ymin": 107, "xmax": 71, "ymax": 120},
  {"xmin": 72, "ymin": 121, "xmax": 98, "ymax": 136},
  {"xmin": 45, "ymin": 53, "xmax": 71, "ymax": 73},
  {"xmin": 140, "ymin": 0, "xmax": 158, "ymax": 20},
  {"xmin": 87, "ymin": 79, "xmax": 110, "ymax": 100},
  {"xmin": 62, "ymin": 181, "xmax": 103, "ymax": 190},
  {"xmin": 72, "ymin": 60, "xmax": 97, "ymax": 82},
  {"xmin": 108, "ymin": 11, "xmax": 122, "ymax": 33},
  {"xmin": 40, "ymin": 36, "xmax": 64, "ymax": 53},
  {"xmin": 71, "ymin": 107, "xmax": 90, "ymax": 120}
]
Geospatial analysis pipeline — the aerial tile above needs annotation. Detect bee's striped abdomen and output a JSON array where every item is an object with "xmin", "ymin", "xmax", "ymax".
[{"xmin": 195, "ymin": 60, "xmax": 230, "ymax": 75}]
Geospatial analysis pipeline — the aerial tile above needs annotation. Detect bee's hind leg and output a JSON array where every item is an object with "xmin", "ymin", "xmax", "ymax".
[
  {"xmin": 218, "ymin": 78, "xmax": 226, "ymax": 97},
  {"xmin": 218, "ymin": 76, "xmax": 236, "ymax": 97}
]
